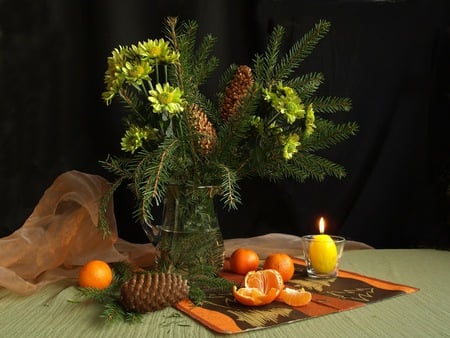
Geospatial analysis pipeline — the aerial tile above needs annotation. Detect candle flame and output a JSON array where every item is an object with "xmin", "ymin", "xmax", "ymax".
[{"xmin": 319, "ymin": 217, "xmax": 325, "ymax": 234}]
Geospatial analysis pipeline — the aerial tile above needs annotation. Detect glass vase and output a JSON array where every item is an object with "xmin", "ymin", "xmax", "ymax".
[{"xmin": 143, "ymin": 184, "xmax": 224, "ymax": 272}]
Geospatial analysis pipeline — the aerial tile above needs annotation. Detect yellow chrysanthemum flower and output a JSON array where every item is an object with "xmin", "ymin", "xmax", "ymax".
[
  {"xmin": 121, "ymin": 60, "xmax": 152, "ymax": 86},
  {"xmin": 121, "ymin": 125, "xmax": 157, "ymax": 154},
  {"xmin": 102, "ymin": 46, "xmax": 129, "ymax": 103},
  {"xmin": 136, "ymin": 39, "xmax": 180, "ymax": 64},
  {"xmin": 148, "ymin": 83, "xmax": 185, "ymax": 115}
]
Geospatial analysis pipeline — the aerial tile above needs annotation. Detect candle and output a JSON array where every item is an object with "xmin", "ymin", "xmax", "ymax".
[{"xmin": 308, "ymin": 217, "xmax": 337, "ymax": 274}]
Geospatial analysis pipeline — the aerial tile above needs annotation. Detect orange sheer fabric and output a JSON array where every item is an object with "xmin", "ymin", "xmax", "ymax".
[{"xmin": 0, "ymin": 171, "xmax": 155, "ymax": 295}]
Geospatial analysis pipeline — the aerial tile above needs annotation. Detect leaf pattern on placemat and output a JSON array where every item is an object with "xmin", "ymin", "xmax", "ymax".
[{"xmin": 289, "ymin": 277, "xmax": 334, "ymax": 292}]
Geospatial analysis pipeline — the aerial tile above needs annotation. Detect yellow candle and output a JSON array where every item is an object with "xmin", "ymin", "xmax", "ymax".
[{"xmin": 308, "ymin": 217, "xmax": 337, "ymax": 274}]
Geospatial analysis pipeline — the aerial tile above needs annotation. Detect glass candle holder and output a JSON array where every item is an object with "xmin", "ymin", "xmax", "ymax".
[{"xmin": 301, "ymin": 235, "xmax": 346, "ymax": 278}]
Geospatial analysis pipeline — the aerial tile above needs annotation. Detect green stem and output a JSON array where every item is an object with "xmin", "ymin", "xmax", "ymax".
[
  {"xmin": 155, "ymin": 60, "xmax": 160, "ymax": 83},
  {"xmin": 164, "ymin": 64, "xmax": 168, "ymax": 83},
  {"xmin": 266, "ymin": 110, "xmax": 281, "ymax": 128}
]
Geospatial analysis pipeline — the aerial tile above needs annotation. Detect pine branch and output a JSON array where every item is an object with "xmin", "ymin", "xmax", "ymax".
[
  {"xmin": 192, "ymin": 34, "xmax": 219, "ymax": 86},
  {"xmin": 118, "ymin": 87, "xmax": 149, "ymax": 122},
  {"xmin": 216, "ymin": 164, "xmax": 242, "ymax": 210},
  {"xmin": 185, "ymin": 264, "xmax": 235, "ymax": 305},
  {"xmin": 132, "ymin": 139, "xmax": 179, "ymax": 224},
  {"xmin": 274, "ymin": 20, "xmax": 331, "ymax": 81},
  {"xmin": 101, "ymin": 302, "xmax": 143, "ymax": 323},
  {"xmin": 307, "ymin": 96, "xmax": 352, "ymax": 113},
  {"xmin": 287, "ymin": 72, "xmax": 325, "ymax": 99},
  {"xmin": 254, "ymin": 25, "xmax": 285, "ymax": 85},
  {"xmin": 289, "ymin": 153, "xmax": 347, "ymax": 181},
  {"xmin": 217, "ymin": 64, "xmax": 239, "ymax": 94},
  {"xmin": 98, "ymin": 177, "xmax": 123, "ymax": 238},
  {"xmin": 302, "ymin": 119, "xmax": 359, "ymax": 152}
]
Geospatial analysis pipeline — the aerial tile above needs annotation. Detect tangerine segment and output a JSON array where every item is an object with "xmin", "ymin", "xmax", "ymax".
[
  {"xmin": 262, "ymin": 253, "xmax": 295, "ymax": 282},
  {"xmin": 244, "ymin": 269, "xmax": 284, "ymax": 297},
  {"xmin": 279, "ymin": 287, "xmax": 312, "ymax": 307},
  {"xmin": 232, "ymin": 285, "xmax": 279, "ymax": 306}
]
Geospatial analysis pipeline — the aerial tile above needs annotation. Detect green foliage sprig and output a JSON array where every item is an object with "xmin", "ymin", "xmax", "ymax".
[
  {"xmin": 73, "ymin": 261, "xmax": 234, "ymax": 323},
  {"xmin": 98, "ymin": 16, "xmax": 358, "ymax": 232}
]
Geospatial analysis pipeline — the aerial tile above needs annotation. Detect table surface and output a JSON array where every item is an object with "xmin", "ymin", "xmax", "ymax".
[{"xmin": 1, "ymin": 242, "xmax": 449, "ymax": 337}]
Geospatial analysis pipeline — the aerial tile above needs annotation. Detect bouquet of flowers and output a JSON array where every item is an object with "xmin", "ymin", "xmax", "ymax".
[{"xmin": 98, "ymin": 17, "xmax": 358, "ymax": 233}]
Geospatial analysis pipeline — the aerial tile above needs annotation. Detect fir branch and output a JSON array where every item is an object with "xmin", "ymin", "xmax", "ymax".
[
  {"xmin": 77, "ymin": 286, "xmax": 117, "ymax": 304},
  {"xmin": 186, "ymin": 264, "xmax": 235, "ymax": 305},
  {"xmin": 171, "ymin": 19, "xmax": 199, "ymax": 93},
  {"xmin": 302, "ymin": 119, "xmax": 359, "ymax": 152},
  {"xmin": 98, "ymin": 177, "xmax": 123, "ymax": 238},
  {"xmin": 307, "ymin": 96, "xmax": 352, "ymax": 113},
  {"xmin": 100, "ymin": 155, "xmax": 134, "ymax": 179},
  {"xmin": 118, "ymin": 87, "xmax": 148, "ymax": 121},
  {"xmin": 101, "ymin": 302, "xmax": 144, "ymax": 323},
  {"xmin": 287, "ymin": 72, "xmax": 325, "ymax": 99},
  {"xmin": 110, "ymin": 261, "xmax": 135, "ymax": 284},
  {"xmin": 136, "ymin": 139, "xmax": 179, "ymax": 224},
  {"xmin": 217, "ymin": 164, "xmax": 241, "ymax": 210},
  {"xmin": 217, "ymin": 64, "xmax": 239, "ymax": 94},
  {"xmin": 255, "ymin": 25, "xmax": 285, "ymax": 85},
  {"xmin": 192, "ymin": 34, "xmax": 219, "ymax": 86},
  {"xmin": 274, "ymin": 20, "xmax": 331, "ymax": 81},
  {"xmin": 290, "ymin": 153, "xmax": 347, "ymax": 180}
]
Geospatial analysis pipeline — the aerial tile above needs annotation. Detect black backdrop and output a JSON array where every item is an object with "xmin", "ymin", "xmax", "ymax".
[{"xmin": 1, "ymin": 0, "xmax": 449, "ymax": 249}]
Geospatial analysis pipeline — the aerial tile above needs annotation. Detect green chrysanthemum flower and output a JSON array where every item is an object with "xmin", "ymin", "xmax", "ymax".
[
  {"xmin": 102, "ymin": 46, "xmax": 129, "ymax": 104},
  {"xmin": 304, "ymin": 103, "xmax": 316, "ymax": 137},
  {"xmin": 263, "ymin": 83, "xmax": 305, "ymax": 124},
  {"xmin": 280, "ymin": 133, "xmax": 301, "ymax": 160},
  {"xmin": 121, "ymin": 60, "xmax": 153, "ymax": 87},
  {"xmin": 136, "ymin": 38, "xmax": 180, "ymax": 64},
  {"xmin": 121, "ymin": 125, "xmax": 157, "ymax": 154},
  {"xmin": 148, "ymin": 83, "xmax": 185, "ymax": 115}
]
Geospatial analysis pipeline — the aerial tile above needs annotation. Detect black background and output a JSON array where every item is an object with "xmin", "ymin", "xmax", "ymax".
[{"xmin": 1, "ymin": 0, "xmax": 449, "ymax": 249}]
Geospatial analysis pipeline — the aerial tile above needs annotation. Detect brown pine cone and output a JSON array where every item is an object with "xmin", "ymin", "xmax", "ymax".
[
  {"xmin": 120, "ymin": 272, "xmax": 189, "ymax": 313},
  {"xmin": 187, "ymin": 104, "xmax": 217, "ymax": 156},
  {"xmin": 220, "ymin": 65, "xmax": 255, "ymax": 122}
]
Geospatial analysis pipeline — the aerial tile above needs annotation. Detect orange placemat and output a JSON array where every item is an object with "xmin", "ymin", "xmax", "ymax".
[{"xmin": 175, "ymin": 257, "xmax": 419, "ymax": 334}]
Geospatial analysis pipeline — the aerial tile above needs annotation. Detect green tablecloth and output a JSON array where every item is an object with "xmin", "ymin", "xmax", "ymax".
[{"xmin": 1, "ymin": 248, "xmax": 449, "ymax": 337}]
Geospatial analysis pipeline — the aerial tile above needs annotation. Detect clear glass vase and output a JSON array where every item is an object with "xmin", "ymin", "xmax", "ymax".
[{"xmin": 142, "ymin": 184, "xmax": 224, "ymax": 272}]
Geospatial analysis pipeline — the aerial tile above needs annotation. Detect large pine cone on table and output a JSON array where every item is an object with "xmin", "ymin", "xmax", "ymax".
[{"xmin": 120, "ymin": 272, "xmax": 189, "ymax": 313}]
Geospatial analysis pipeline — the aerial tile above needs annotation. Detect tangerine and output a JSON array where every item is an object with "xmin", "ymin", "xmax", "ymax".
[
  {"xmin": 78, "ymin": 260, "xmax": 113, "ymax": 290},
  {"xmin": 229, "ymin": 248, "xmax": 260, "ymax": 275},
  {"xmin": 233, "ymin": 269, "xmax": 284, "ymax": 306},
  {"xmin": 279, "ymin": 287, "xmax": 312, "ymax": 307},
  {"xmin": 262, "ymin": 253, "xmax": 295, "ymax": 282}
]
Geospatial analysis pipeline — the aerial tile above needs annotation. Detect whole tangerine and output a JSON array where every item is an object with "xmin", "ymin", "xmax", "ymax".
[
  {"xmin": 229, "ymin": 248, "xmax": 260, "ymax": 275},
  {"xmin": 263, "ymin": 253, "xmax": 295, "ymax": 282},
  {"xmin": 78, "ymin": 260, "xmax": 113, "ymax": 290}
]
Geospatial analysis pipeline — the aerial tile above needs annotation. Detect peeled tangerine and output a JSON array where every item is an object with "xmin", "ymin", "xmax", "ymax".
[
  {"xmin": 233, "ymin": 269, "xmax": 284, "ymax": 306},
  {"xmin": 233, "ymin": 269, "xmax": 312, "ymax": 307}
]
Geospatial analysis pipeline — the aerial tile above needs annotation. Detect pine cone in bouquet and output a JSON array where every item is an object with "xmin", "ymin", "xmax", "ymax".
[
  {"xmin": 187, "ymin": 103, "xmax": 217, "ymax": 156},
  {"xmin": 220, "ymin": 65, "xmax": 255, "ymax": 122},
  {"xmin": 120, "ymin": 272, "xmax": 189, "ymax": 313}
]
